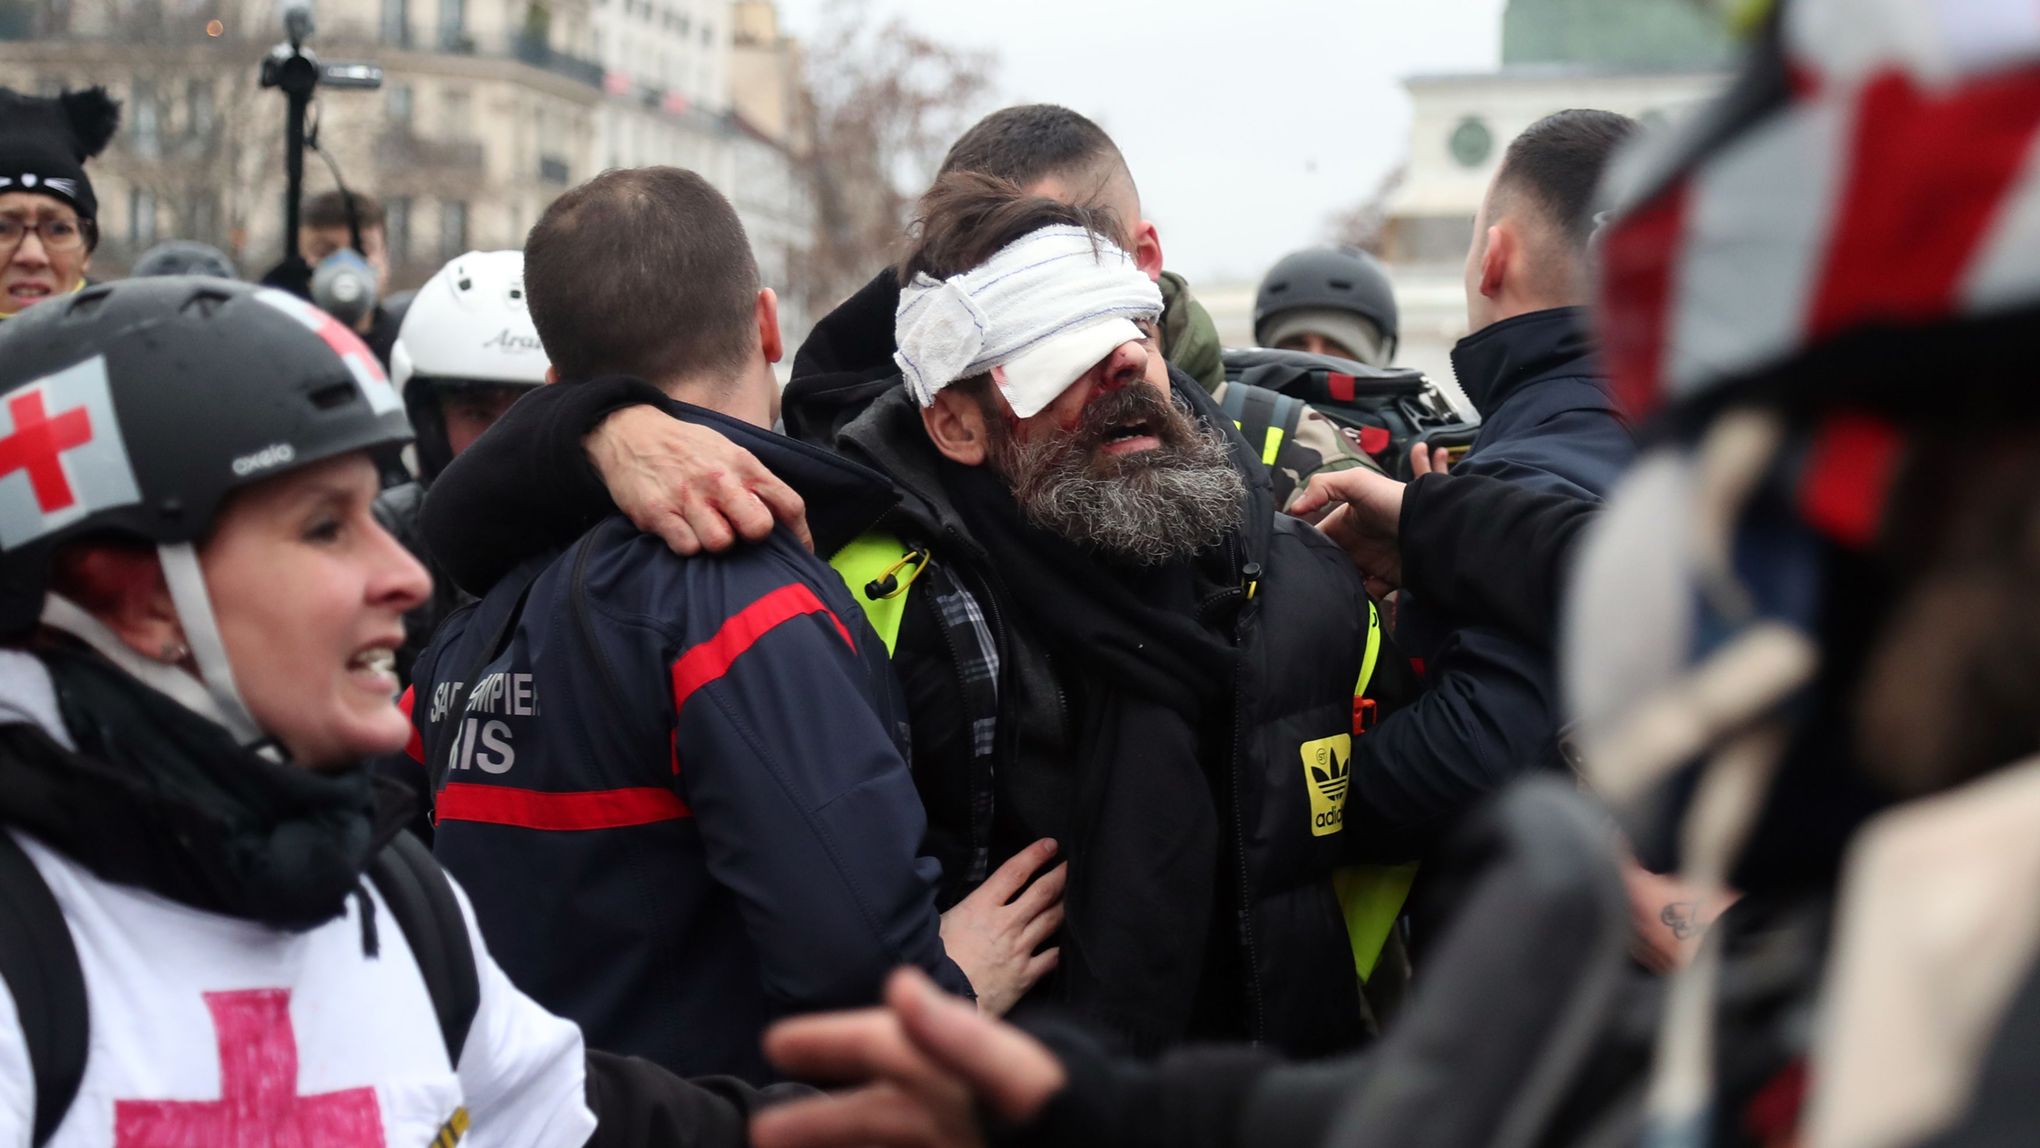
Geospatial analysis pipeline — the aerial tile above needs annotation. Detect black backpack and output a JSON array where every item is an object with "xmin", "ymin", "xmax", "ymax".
[
  {"xmin": 1221, "ymin": 347, "xmax": 1482, "ymax": 480},
  {"xmin": 0, "ymin": 830, "xmax": 479, "ymax": 1146}
]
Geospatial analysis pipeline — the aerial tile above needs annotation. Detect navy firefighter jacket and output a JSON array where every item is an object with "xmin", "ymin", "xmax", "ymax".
[{"xmin": 402, "ymin": 392, "xmax": 971, "ymax": 1083}]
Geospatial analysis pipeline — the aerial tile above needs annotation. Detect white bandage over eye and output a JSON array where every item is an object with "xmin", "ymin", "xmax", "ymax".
[{"xmin": 894, "ymin": 225, "xmax": 1164, "ymax": 419}]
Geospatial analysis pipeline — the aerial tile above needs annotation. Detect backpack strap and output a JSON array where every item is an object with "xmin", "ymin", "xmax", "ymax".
[
  {"xmin": 0, "ymin": 831, "xmax": 87, "ymax": 1147},
  {"xmin": 366, "ymin": 832, "xmax": 480, "ymax": 1070}
]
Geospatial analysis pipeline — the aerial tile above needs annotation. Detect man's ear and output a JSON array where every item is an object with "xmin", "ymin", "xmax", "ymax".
[
  {"xmin": 920, "ymin": 387, "xmax": 992, "ymax": 467},
  {"xmin": 56, "ymin": 546, "xmax": 184, "ymax": 663},
  {"xmin": 1478, "ymin": 221, "xmax": 1512, "ymax": 302},
  {"xmin": 544, "ymin": 365, "xmax": 559, "ymax": 385},
  {"xmin": 756, "ymin": 288, "xmax": 784, "ymax": 365},
  {"xmin": 1134, "ymin": 220, "xmax": 1165, "ymax": 283}
]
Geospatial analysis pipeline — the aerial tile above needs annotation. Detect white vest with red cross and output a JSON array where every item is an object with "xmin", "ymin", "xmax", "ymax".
[{"xmin": 0, "ymin": 831, "xmax": 599, "ymax": 1148}]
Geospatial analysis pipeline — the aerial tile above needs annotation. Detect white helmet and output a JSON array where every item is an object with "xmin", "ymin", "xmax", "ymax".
[{"xmin": 391, "ymin": 250, "xmax": 549, "ymax": 479}]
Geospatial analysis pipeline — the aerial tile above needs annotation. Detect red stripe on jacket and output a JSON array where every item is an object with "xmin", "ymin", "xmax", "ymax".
[
  {"xmin": 436, "ymin": 782, "xmax": 692, "ymax": 830},
  {"xmin": 670, "ymin": 583, "xmax": 856, "ymax": 714}
]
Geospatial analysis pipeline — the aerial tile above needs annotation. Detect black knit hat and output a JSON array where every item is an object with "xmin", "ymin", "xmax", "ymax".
[{"xmin": 0, "ymin": 86, "xmax": 121, "ymax": 222}]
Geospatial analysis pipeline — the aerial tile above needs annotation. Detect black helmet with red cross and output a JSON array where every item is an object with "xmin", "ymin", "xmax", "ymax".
[{"xmin": 0, "ymin": 276, "xmax": 413, "ymax": 637}]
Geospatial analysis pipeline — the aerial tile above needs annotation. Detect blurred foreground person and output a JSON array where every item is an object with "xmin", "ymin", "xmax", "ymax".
[
  {"xmin": 0, "ymin": 87, "xmax": 117, "ymax": 318},
  {"xmin": 747, "ymin": 3, "xmax": 2040, "ymax": 1146},
  {"xmin": 1252, "ymin": 247, "xmax": 1399, "ymax": 367},
  {"xmin": 0, "ymin": 278, "xmax": 803, "ymax": 1147}
]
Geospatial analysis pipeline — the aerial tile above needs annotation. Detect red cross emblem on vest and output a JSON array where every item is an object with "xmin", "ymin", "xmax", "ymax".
[
  {"xmin": 0, "ymin": 389, "xmax": 92, "ymax": 514},
  {"xmin": 114, "ymin": 989, "xmax": 386, "ymax": 1148}
]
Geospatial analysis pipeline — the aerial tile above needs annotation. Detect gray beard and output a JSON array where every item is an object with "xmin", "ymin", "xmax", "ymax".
[{"xmin": 989, "ymin": 396, "xmax": 1248, "ymax": 566}]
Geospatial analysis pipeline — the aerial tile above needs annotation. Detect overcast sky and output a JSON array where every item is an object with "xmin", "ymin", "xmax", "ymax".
[{"xmin": 775, "ymin": 0, "xmax": 1509, "ymax": 285}]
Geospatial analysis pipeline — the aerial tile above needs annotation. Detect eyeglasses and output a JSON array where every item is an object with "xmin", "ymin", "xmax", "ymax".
[{"xmin": 0, "ymin": 216, "xmax": 92, "ymax": 255}]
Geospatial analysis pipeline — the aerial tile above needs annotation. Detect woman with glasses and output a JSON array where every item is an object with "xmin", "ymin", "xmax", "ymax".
[{"xmin": 0, "ymin": 86, "xmax": 118, "ymax": 318}]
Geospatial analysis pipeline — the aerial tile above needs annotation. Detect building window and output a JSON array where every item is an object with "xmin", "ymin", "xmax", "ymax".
[
  {"xmin": 131, "ymin": 80, "xmax": 160, "ymax": 158},
  {"xmin": 440, "ymin": 200, "xmax": 468, "ymax": 260},
  {"xmin": 381, "ymin": 0, "xmax": 409, "ymax": 45},
  {"xmin": 387, "ymin": 196, "xmax": 413, "ymax": 263},
  {"xmin": 186, "ymin": 79, "xmax": 215, "ymax": 139},
  {"xmin": 1449, "ymin": 116, "xmax": 1493, "ymax": 168},
  {"xmin": 387, "ymin": 84, "xmax": 413, "ymax": 127},
  {"xmin": 182, "ymin": 193, "xmax": 218, "ymax": 243},
  {"xmin": 437, "ymin": 0, "xmax": 466, "ymax": 50},
  {"xmin": 127, "ymin": 188, "xmax": 158, "ymax": 248},
  {"xmin": 440, "ymin": 88, "xmax": 471, "ymax": 136}
]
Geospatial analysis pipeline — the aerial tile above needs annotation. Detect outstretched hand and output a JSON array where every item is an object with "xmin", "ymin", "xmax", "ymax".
[
  {"xmin": 939, "ymin": 839, "xmax": 1066, "ymax": 1016},
  {"xmin": 1291, "ymin": 464, "xmax": 1411, "ymax": 598},
  {"xmin": 751, "ymin": 967, "xmax": 1068, "ymax": 1148},
  {"xmin": 584, "ymin": 405, "xmax": 813, "ymax": 556}
]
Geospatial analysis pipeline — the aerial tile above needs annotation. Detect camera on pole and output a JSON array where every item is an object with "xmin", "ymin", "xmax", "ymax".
[{"xmin": 259, "ymin": 1, "xmax": 383, "ymax": 292}]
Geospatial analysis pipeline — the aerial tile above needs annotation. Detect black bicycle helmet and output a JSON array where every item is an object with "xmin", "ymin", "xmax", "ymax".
[
  {"xmin": 0, "ymin": 277, "xmax": 413, "ymax": 636},
  {"xmin": 1253, "ymin": 247, "xmax": 1400, "ymax": 361}
]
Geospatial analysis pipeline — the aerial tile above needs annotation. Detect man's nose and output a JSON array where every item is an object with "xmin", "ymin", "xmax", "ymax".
[{"xmin": 1097, "ymin": 340, "xmax": 1149, "ymax": 392}]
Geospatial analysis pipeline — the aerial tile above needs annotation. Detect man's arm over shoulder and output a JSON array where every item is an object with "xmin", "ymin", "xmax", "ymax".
[
  {"xmin": 636, "ymin": 540, "xmax": 972, "ymax": 1009},
  {"xmin": 422, "ymin": 379, "xmax": 664, "ymax": 595}
]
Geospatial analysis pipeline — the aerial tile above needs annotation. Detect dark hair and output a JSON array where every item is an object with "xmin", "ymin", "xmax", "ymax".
[
  {"xmin": 1494, "ymin": 109, "xmax": 1638, "ymax": 252},
  {"xmin": 301, "ymin": 189, "xmax": 385, "ymax": 232},
  {"xmin": 897, "ymin": 171, "xmax": 1121, "ymax": 285},
  {"xmin": 939, "ymin": 104, "xmax": 1130, "ymax": 194},
  {"xmin": 524, "ymin": 166, "xmax": 759, "ymax": 384}
]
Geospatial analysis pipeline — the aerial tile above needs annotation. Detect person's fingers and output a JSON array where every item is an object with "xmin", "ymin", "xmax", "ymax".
[
  {"xmin": 1408, "ymin": 441, "xmax": 1434, "ymax": 477},
  {"xmin": 715, "ymin": 477, "xmax": 777, "ymax": 544},
  {"xmin": 1017, "ymin": 902, "xmax": 1065, "ymax": 952},
  {"xmin": 1023, "ymin": 948, "xmax": 1061, "ymax": 983},
  {"xmin": 1290, "ymin": 470, "xmax": 1360, "ymax": 518},
  {"xmin": 680, "ymin": 493, "xmax": 737, "ymax": 553},
  {"xmin": 749, "ymin": 472, "xmax": 813, "ymax": 552},
  {"xmin": 1315, "ymin": 504, "xmax": 1360, "ymax": 548},
  {"xmin": 651, "ymin": 511, "xmax": 702, "ymax": 557},
  {"xmin": 763, "ymin": 1009, "xmax": 948, "ymax": 1093},
  {"xmin": 750, "ymin": 1085, "xmax": 949, "ymax": 1148},
  {"xmin": 1008, "ymin": 861, "xmax": 1068, "ymax": 920},
  {"xmin": 1430, "ymin": 446, "xmax": 1452, "ymax": 475},
  {"xmin": 890, "ymin": 968, "xmax": 1068, "ymax": 1122},
  {"xmin": 977, "ymin": 839, "xmax": 1057, "ymax": 903}
]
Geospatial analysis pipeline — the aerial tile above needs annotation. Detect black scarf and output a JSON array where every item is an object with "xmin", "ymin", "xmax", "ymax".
[
  {"xmin": 0, "ymin": 643, "xmax": 401, "ymax": 932},
  {"xmin": 946, "ymin": 462, "xmax": 1242, "ymax": 1053}
]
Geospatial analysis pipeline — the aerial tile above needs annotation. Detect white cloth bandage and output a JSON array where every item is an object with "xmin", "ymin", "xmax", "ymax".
[{"xmin": 894, "ymin": 225, "xmax": 1164, "ymax": 418}]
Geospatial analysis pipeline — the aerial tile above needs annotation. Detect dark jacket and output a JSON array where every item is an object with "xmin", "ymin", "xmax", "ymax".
[
  {"xmin": 407, "ymin": 393, "xmax": 969, "ymax": 1083},
  {"xmin": 789, "ymin": 296, "xmax": 1420, "ymax": 1057},
  {"xmin": 1342, "ymin": 308, "xmax": 1633, "ymax": 857},
  {"xmin": 1399, "ymin": 473, "xmax": 1599, "ymax": 654},
  {"xmin": 1449, "ymin": 307, "xmax": 1632, "ymax": 500},
  {"xmin": 373, "ymin": 479, "xmax": 469, "ymax": 689}
]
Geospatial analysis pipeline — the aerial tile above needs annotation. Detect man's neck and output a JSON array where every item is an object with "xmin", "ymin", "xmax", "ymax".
[{"xmin": 659, "ymin": 372, "xmax": 771, "ymax": 429}]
